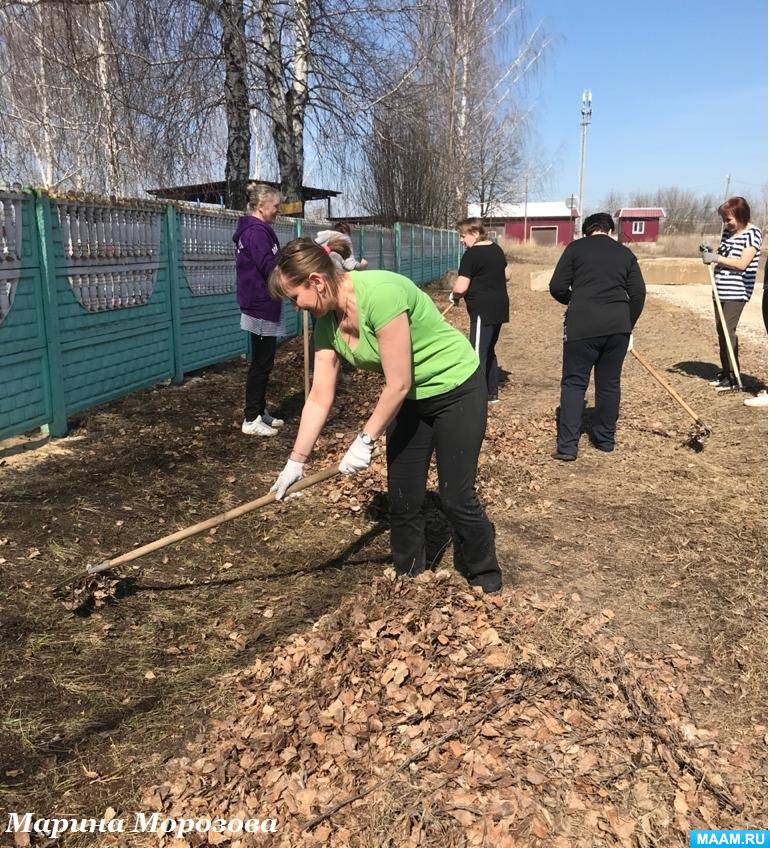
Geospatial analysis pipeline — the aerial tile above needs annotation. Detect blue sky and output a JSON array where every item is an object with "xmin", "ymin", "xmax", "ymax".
[{"xmin": 525, "ymin": 0, "xmax": 768, "ymax": 208}]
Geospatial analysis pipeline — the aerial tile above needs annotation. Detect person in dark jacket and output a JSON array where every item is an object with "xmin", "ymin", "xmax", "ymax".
[
  {"xmin": 234, "ymin": 183, "xmax": 285, "ymax": 436},
  {"xmin": 450, "ymin": 218, "xmax": 511, "ymax": 403},
  {"xmin": 549, "ymin": 212, "xmax": 646, "ymax": 460}
]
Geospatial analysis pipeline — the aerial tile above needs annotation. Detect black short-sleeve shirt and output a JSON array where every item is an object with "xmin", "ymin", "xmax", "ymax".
[{"xmin": 458, "ymin": 242, "xmax": 510, "ymax": 324}]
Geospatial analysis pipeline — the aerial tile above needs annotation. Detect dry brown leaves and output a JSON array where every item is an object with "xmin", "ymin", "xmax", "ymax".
[
  {"xmin": 141, "ymin": 573, "xmax": 763, "ymax": 847},
  {"xmin": 56, "ymin": 573, "xmax": 130, "ymax": 615}
]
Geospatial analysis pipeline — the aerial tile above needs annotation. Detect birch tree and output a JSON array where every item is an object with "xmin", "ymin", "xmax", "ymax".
[
  {"xmin": 217, "ymin": 0, "xmax": 251, "ymax": 208},
  {"xmin": 0, "ymin": 0, "xmax": 224, "ymax": 193}
]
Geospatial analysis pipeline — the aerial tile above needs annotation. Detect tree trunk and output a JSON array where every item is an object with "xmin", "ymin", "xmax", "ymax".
[
  {"xmin": 219, "ymin": 0, "xmax": 250, "ymax": 210},
  {"xmin": 259, "ymin": 0, "xmax": 309, "ymax": 209},
  {"xmin": 95, "ymin": 3, "xmax": 121, "ymax": 195},
  {"xmin": 35, "ymin": 6, "xmax": 54, "ymax": 187}
]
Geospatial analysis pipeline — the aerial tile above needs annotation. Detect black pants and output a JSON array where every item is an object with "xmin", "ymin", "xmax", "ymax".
[
  {"xmin": 386, "ymin": 367, "xmax": 502, "ymax": 592},
  {"xmin": 244, "ymin": 333, "xmax": 277, "ymax": 421},
  {"xmin": 469, "ymin": 317, "xmax": 502, "ymax": 399},
  {"xmin": 713, "ymin": 299, "xmax": 745, "ymax": 381},
  {"xmin": 763, "ymin": 288, "xmax": 768, "ymax": 333},
  {"xmin": 558, "ymin": 334, "xmax": 630, "ymax": 455}
]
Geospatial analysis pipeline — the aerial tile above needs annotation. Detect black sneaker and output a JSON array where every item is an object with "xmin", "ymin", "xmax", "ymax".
[
  {"xmin": 709, "ymin": 372, "xmax": 727, "ymax": 387},
  {"xmin": 715, "ymin": 379, "xmax": 739, "ymax": 392},
  {"xmin": 552, "ymin": 450, "xmax": 577, "ymax": 462},
  {"xmin": 488, "ymin": 395, "xmax": 500, "ymax": 404}
]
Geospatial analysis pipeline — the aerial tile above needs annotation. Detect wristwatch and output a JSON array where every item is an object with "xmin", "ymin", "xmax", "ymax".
[{"xmin": 360, "ymin": 432, "xmax": 375, "ymax": 447}]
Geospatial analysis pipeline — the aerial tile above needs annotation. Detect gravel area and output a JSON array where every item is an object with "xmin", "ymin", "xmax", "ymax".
[{"xmin": 647, "ymin": 284, "xmax": 767, "ymax": 344}]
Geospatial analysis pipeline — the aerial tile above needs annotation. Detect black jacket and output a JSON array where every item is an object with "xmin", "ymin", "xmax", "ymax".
[{"xmin": 549, "ymin": 235, "xmax": 646, "ymax": 341}]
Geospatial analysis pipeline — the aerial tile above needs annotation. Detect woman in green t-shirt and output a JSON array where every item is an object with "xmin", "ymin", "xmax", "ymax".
[{"xmin": 268, "ymin": 238, "xmax": 502, "ymax": 593}]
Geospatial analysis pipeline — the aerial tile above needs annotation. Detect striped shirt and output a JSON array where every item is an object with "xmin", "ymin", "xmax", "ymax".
[{"xmin": 715, "ymin": 225, "xmax": 763, "ymax": 301}]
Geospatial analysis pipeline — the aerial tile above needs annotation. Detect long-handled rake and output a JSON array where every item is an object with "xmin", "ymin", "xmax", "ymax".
[
  {"xmin": 54, "ymin": 451, "xmax": 379, "ymax": 598},
  {"xmin": 701, "ymin": 245, "xmax": 743, "ymax": 390},
  {"xmin": 631, "ymin": 348, "xmax": 711, "ymax": 451}
]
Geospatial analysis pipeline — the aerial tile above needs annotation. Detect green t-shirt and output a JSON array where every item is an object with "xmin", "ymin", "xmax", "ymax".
[{"xmin": 314, "ymin": 270, "xmax": 478, "ymax": 400}]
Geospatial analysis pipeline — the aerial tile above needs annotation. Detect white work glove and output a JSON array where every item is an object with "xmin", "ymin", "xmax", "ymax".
[
  {"xmin": 627, "ymin": 333, "xmax": 634, "ymax": 352},
  {"xmin": 339, "ymin": 434, "xmax": 375, "ymax": 475},
  {"xmin": 448, "ymin": 291, "xmax": 459, "ymax": 305},
  {"xmin": 270, "ymin": 458, "xmax": 305, "ymax": 500},
  {"xmin": 698, "ymin": 242, "xmax": 719, "ymax": 265}
]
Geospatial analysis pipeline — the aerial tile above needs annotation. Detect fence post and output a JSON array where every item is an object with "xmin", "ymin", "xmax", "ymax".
[
  {"xmin": 379, "ymin": 228, "xmax": 384, "ymax": 270},
  {"xmin": 358, "ymin": 226, "xmax": 364, "ymax": 263},
  {"xmin": 293, "ymin": 218, "xmax": 303, "ymax": 339},
  {"xmin": 165, "ymin": 205, "xmax": 185, "ymax": 383},
  {"xmin": 409, "ymin": 225, "xmax": 414, "ymax": 281},
  {"xmin": 421, "ymin": 227, "xmax": 426, "ymax": 285},
  {"xmin": 33, "ymin": 191, "xmax": 68, "ymax": 437},
  {"xmin": 394, "ymin": 223, "xmax": 401, "ymax": 274}
]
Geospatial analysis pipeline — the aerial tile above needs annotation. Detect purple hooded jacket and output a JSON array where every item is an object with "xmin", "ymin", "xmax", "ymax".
[{"xmin": 234, "ymin": 216, "xmax": 282, "ymax": 323}]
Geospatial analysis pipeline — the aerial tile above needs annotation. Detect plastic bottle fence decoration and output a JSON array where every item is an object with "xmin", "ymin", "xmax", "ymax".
[
  {"xmin": 55, "ymin": 200, "xmax": 161, "ymax": 312},
  {"xmin": 180, "ymin": 208, "xmax": 240, "ymax": 296},
  {"xmin": 0, "ymin": 195, "xmax": 23, "ymax": 327}
]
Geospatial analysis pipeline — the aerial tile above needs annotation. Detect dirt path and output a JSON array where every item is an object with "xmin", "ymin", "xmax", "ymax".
[
  {"xmin": 0, "ymin": 264, "xmax": 766, "ymax": 835},
  {"xmin": 485, "ymin": 267, "xmax": 767, "ymax": 739}
]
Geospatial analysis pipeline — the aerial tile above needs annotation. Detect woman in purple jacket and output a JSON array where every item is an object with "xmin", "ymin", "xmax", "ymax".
[{"xmin": 234, "ymin": 183, "xmax": 285, "ymax": 436}]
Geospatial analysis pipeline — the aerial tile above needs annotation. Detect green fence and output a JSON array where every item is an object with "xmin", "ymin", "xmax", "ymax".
[{"xmin": 0, "ymin": 190, "xmax": 460, "ymax": 440}]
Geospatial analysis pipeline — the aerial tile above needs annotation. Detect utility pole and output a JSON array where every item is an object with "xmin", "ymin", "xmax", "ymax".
[
  {"xmin": 523, "ymin": 175, "xmax": 528, "ymax": 243},
  {"xmin": 724, "ymin": 174, "xmax": 731, "ymax": 200},
  {"xmin": 577, "ymin": 89, "xmax": 592, "ymax": 237}
]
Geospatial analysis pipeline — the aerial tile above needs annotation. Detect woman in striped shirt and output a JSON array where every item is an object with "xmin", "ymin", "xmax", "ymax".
[{"xmin": 701, "ymin": 196, "xmax": 763, "ymax": 391}]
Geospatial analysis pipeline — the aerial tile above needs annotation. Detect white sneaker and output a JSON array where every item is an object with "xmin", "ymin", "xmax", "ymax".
[
  {"xmin": 262, "ymin": 409, "xmax": 284, "ymax": 428},
  {"xmin": 242, "ymin": 416, "xmax": 278, "ymax": 436},
  {"xmin": 744, "ymin": 392, "xmax": 769, "ymax": 408}
]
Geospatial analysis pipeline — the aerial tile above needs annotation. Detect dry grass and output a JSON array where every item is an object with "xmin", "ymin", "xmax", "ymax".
[
  {"xmin": 500, "ymin": 233, "xmax": 749, "ymax": 263},
  {"xmin": 498, "ymin": 237, "xmax": 562, "ymax": 266},
  {"xmin": 629, "ymin": 234, "xmax": 722, "ymax": 259}
]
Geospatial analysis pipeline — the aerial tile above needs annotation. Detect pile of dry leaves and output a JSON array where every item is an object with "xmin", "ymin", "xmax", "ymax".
[{"xmin": 142, "ymin": 572, "xmax": 763, "ymax": 847}]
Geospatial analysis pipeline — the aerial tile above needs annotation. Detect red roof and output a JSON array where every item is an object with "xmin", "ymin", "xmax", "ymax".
[{"xmin": 615, "ymin": 207, "xmax": 666, "ymax": 219}]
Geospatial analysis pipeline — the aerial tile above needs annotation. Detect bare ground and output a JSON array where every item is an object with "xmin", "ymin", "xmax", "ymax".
[{"xmin": 0, "ymin": 262, "xmax": 766, "ymax": 841}]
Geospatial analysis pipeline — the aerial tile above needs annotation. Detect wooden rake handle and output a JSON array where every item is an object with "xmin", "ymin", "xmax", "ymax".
[
  {"xmin": 630, "ymin": 348, "xmax": 704, "ymax": 426},
  {"xmin": 84, "ymin": 452, "xmax": 378, "ymax": 577}
]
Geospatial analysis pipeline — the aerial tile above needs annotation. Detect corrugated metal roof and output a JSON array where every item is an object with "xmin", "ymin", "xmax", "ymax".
[
  {"xmin": 615, "ymin": 207, "xmax": 666, "ymax": 218},
  {"xmin": 467, "ymin": 201, "xmax": 577, "ymax": 219}
]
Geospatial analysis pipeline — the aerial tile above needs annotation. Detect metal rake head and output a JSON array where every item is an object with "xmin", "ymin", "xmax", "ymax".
[{"xmin": 685, "ymin": 420, "xmax": 711, "ymax": 452}]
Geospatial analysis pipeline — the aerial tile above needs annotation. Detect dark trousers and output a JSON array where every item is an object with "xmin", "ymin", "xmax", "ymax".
[
  {"xmin": 713, "ymin": 299, "xmax": 745, "ymax": 381},
  {"xmin": 558, "ymin": 334, "xmax": 630, "ymax": 455},
  {"xmin": 244, "ymin": 333, "xmax": 277, "ymax": 421},
  {"xmin": 763, "ymin": 288, "xmax": 768, "ymax": 333},
  {"xmin": 469, "ymin": 317, "xmax": 502, "ymax": 398},
  {"xmin": 386, "ymin": 368, "xmax": 502, "ymax": 592}
]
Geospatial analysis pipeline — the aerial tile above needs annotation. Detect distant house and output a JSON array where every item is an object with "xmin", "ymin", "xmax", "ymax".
[
  {"xmin": 614, "ymin": 208, "xmax": 666, "ymax": 244},
  {"xmin": 467, "ymin": 202, "xmax": 578, "ymax": 246}
]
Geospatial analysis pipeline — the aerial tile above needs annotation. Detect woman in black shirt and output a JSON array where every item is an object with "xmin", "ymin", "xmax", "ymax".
[{"xmin": 450, "ymin": 218, "xmax": 511, "ymax": 402}]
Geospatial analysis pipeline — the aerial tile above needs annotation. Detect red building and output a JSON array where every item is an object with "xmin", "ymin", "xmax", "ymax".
[
  {"xmin": 615, "ymin": 207, "xmax": 666, "ymax": 244},
  {"xmin": 467, "ymin": 202, "xmax": 578, "ymax": 246}
]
